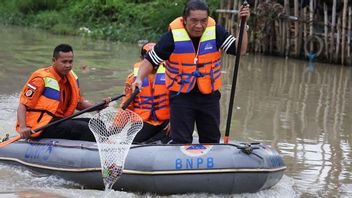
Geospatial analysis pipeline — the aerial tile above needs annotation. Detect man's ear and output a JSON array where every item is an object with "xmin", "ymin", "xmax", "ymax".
[
  {"xmin": 52, "ymin": 57, "xmax": 55, "ymax": 62},
  {"xmin": 182, "ymin": 17, "xmax": 186, "ymax": 25}
]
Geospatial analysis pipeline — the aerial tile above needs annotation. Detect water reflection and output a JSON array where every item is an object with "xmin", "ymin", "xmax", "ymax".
[
  {"xmin": 220, "ymin": 54, "xmax": 351, "ymax": 197},
  {"xmin": 0, "ymin": 25, "xmax": 139, "ymax": 100}
]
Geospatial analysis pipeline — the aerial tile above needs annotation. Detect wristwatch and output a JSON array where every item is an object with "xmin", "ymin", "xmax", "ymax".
[
  {"xmin": 244, "ymin": 24, "xmax": 249, "ymax": 31},
  {"xmin": 239, "ymin": 24, "xmax": 249, "ymax": 31}
]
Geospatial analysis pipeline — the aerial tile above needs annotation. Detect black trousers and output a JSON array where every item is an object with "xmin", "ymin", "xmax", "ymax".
[
  {"xmin": 169, "ymin": 90, "xmax": 221, "ymax": 144},
  {"xmin": 38, "ymin": 118, "xmax": 96, "ymax": 142},
  {"xmin": 133, "ymin": 121, "xmax": 171, "ymax": 144}
]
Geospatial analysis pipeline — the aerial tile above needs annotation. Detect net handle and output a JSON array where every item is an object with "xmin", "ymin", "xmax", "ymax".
[{"xmin": 121, "ymin": 87, "xmax": 140, "ymax": 110}]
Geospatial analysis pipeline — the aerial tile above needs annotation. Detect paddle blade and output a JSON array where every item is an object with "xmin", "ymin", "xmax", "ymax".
[
  {"xmin": 88, "ymin": 107, "xmax": 143, "ymax": 190},
  {"xmin": 0, "ymin": 135, "xmax": 21, "ymax": 148}
]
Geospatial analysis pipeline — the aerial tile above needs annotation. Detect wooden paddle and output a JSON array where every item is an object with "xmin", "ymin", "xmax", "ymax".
[
  {"xmin": 224, "ymin": 0, "xmax": 249, "ymax": 144},
  {"xmin": 0, "ymin": 94, "xmax": 125, "ymax": 148}
]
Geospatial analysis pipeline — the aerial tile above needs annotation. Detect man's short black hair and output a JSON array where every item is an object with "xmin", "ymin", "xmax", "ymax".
[
  {"xmin": 183, "ymin": 0, "xmax": 209, "ymax": 18},
  {"xmin": 53, "ymin": 44, "xmax": 73, "ymax": 58}
]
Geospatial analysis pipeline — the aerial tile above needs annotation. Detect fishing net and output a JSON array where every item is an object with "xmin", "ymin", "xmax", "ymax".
[{"xmin": 88, "ymin": 107, "xmax": 143, "ymax": 190}]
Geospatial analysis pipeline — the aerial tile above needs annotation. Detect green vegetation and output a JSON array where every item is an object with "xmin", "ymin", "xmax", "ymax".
[{"xmin": 0, "ymin": 0, "xmax": 219, "ymax": 42}]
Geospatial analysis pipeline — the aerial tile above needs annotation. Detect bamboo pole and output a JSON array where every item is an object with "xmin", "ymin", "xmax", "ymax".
[
  {"xmin": 230, "ymin": 0, "xmax": 236, "ymax": 35},
  {"xmin": 284, "ymin": 0, "xmax": 290, "ymax": 58},
  {"xmin": 278, "ymin": 16, "xmax": 283, "ymax": 54},
  {"xmin": 218, "ymin": 0, "xmax": 224, "ymax": 25},
  {"xmin": 221, "ymin": 1, "xmax": 226, "ymax": 30},
  {"xmin": 341, "ymin": 0, "xmax": 348, "ymax": 65},
  {"xmin": 270, "ymin": 22, "xmax": 273, "ymax": 54},
  {"xmin": 297, "ymin": 1, "xmax": 303, "ymax": 57},
  {"xmin": 216, "ymin": 0, "xmax": 351, "ymax": 65},
  {"xmin": 348, "ymin": 6, "xmax": 351, "ymax": 64},
  {"xmin": 303, "ymin": 6, "xmax": 308, "ymax": 55},
  {"xmin": 309, "ymin": 0, "xmax": 314, "ymax": 53},
  {"xmin": 330, "ymin": 0, "xmax": 337, "ymax": 62},
  {"xmin": 324, "ymin": 3, "xmax": 329, "ymax": 58},
  {"xmin": 228, "ymin": 0, "xmax": 233, "ymax": 34},
  {"xmin": 254, "ymin": 0, "xmax": 258, "ymax": 12},
  {"xmin": 294, "ymin": 0, "xmax": 299, "ymax": 56},
  {"xmin": 252, "ymin": 0, "xmax": 258, "ymax": 53},
  {"xmin": 225, "ymin": 0, "xmax": 230, "ymax": 33},
  {"xmin": 335, "ymin": 16, "xmax": 341, "ymax": 63}
]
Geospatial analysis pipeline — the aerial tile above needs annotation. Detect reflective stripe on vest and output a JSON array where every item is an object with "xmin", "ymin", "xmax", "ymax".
[
  {"xmin": 166, "ymin": 17, "xmax": 222, "ymax": 94},
  {"xmin": 43, "ymin": 77, "xmax": 60, "ymax": 101}
]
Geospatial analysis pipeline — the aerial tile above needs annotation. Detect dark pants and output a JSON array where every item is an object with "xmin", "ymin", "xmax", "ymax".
[
  {"xmin": 170, "ymin": 90, "xmax": 221, "ymax": 144},
  {"xmin": 39, "ymin": 118, "xmax": 96, "ymax": 142},
  {"xmin": 133, "ymin": 121, "xmax": 171, "ymax": 144}
]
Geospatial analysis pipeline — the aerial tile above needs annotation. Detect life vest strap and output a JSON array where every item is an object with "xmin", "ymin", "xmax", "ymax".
[{"xmin": 27, "ymin": 109, "xmax": 58, "ymax": 123}]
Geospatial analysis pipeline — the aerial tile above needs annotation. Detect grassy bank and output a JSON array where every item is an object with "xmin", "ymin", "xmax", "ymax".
[{"xmin": 0, "ymin": 0, "xmax": 219, "ymax": 42}]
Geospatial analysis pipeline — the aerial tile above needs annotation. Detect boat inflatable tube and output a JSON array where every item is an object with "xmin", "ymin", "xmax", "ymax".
[{"xmin": 0, "ymin": 138, "xmax": 286, "ymax": 194}]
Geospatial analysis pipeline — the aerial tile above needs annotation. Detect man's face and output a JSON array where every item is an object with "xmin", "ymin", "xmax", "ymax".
[
  {"xmin": 184, "ymin": 10, "xmax": 208, "ymax": 38},
  {"xmin": 52, "ymin": 51, "xmax": 74, "ymax": 77}
]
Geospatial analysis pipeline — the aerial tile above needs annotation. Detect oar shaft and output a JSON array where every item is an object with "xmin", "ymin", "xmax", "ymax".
[
  {"xmin": 33, "ymin": 106, "xmax": 98, "ymax": 133},
  {"xmin": 0, "ymin": 93, "xmax": 125, "ymax": 148},
  {"xmin": 224, "ymin": 1, "xmax": 248, "ymax": 144},
  {"xmin": 34, "ymin": 94, "xmax": 125, "ymax": 132}
]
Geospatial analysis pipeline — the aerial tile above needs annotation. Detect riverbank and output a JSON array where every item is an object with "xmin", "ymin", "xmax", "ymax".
[{"xmin": 0, "ymin": 0, "xmax": 218, "ymax": 43}]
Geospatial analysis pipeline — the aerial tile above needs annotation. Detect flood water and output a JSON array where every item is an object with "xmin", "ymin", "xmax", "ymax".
[{"xmin": 0, "ymin": 25, "xmax": 351, "ymax": 198}]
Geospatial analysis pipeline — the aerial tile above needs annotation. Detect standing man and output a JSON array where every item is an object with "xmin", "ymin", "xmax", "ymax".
[
  {"xmin": 17, "ymin": 44, "xmax": 110, "ymax": 141},
  {"xmin": 133, "ymin": 0, "xmax": 250, "ymax": 144}
]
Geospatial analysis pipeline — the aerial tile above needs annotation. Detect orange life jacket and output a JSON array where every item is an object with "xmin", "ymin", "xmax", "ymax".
[
  {"xmin": 16, "ymin": 66, "xmax": 80, "ymax": 137},
  {"xmin": 133, "ymin": 62, "xmax": 170, "ymax": 121},
  {"xmin": 166, "ymin": 17, "xmax": 222, "ymax": 94}
]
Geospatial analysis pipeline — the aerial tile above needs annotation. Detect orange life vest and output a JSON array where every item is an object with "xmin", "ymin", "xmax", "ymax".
[
  {"xmin": 166, "ymin": 17, "xmax": 222, "ymax": 94},
  {"xmin": 16, "ymin": 66, "xmax": 80, "ymax": 137},
  {"xmin": 133, "ymin": 62, "xmax": 170, "ymax": 121}
]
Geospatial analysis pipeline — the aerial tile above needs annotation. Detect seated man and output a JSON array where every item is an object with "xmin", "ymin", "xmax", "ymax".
[
  {"xmin": 16, "ymin": 44, "xmax": 110, "ymax": 141},
  {"xmin": 121, "ymin": 42, "xmax": 171, "ymax": 144}
]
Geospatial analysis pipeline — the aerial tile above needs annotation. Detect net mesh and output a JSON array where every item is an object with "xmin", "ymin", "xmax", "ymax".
[{"xmin": 88, "ymin": 107, "xmax": 143, "ymax": 190}]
